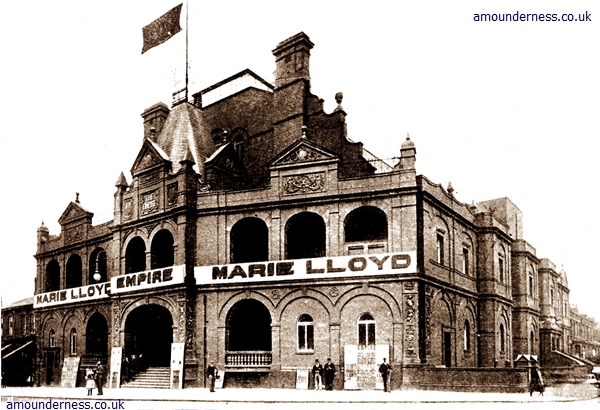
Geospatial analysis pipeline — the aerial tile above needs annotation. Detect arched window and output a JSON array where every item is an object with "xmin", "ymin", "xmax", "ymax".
[
  {"xmin": 297, "ymin": 314, "xmax": 314, "ymax": 351},
  {"xmin": 230, "ymin": 217, "xmax": 268, "ymax": 263},
  {"xmin": 436, "ymin": 232, "xmax": 445, "ymax": 265},
  {"xmin": 464, "ymin": 320, "xmax": 471, "ymax": 351},
  {"xmin": 230, "ymin": 128, "xmax": 247, "ymax": 159},
  {"xmin": 49, "ymin": 329, "xmax": 56, "ymax": 348},
  {"xmin": 530, "ymin": 331, "xmax": 535, "ymax": 354},
  {"xmin": 46, "ymin": 259, "xmax": 60, "ymax": 292},
  {"xmin": 499, "ymin": 324, "xmax": 505, "ymax": 352},
  {"xmin": 358, "ymin": 313, "xmax": 376, "ymax": 350},
  {"xmin": 66, "ymin": 254, "xmax": 82, "ymax": 289},
  {"xmin": 125, "ymin": 237, "xmax": 146, "ymax": 274},
  {"xmin": 528, "ymin": 266, "xmax": 534, "ymax": 296},
  {"xmin": 344, "ymin": 206, "xmax": 388, "ymax": 242},
  {"xmin": 70, "ymin": 328, "xmax": 77, "ymax": 356},
  {"xmin": 151, "ymin": 230, "xmax": 174, "ymax": 269},
  {"xmin": 285, "ymin": 212, "xmax": 326, "ymax": 260},
  {"xmin": 498, "ymin": 247, "xmax": 506, "ymax": 283}
]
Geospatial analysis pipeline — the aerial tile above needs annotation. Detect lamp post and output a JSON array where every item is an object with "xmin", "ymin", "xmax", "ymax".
[{"xmin": 94, "ymin": 251, "xmax": 106, "ymax": 282}]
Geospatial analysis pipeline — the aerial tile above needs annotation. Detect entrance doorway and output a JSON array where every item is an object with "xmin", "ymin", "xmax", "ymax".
[
  {"xmin": 226, "ymin": 299, "xmax": 271, "ymax": 351},
  {"xmin": 86, "ymin": 313, "xmax": 108, "ymax": 357},
  {"xmin": 124, "ymin": 304, "xmax": 173, "ymax": 367}
]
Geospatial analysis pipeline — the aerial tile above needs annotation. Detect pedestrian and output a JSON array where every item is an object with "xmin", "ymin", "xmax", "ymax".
[
  {"xmin": 378, "ymin": 358, "xmax": 392, "ymax": 392},
  {"xmin": 311, "ymin": 359, "xmax": 323, "ymax": 390},
  {"xmin": 85, "ymin": 368, "xmax": 95, "ymax": 396},
  {"xmin": 95, "ymin": 361, "xmax": 106, "ymax": 395},
  {"xmin": 207, "ymin": 360, "xmax": 217, "ymax": 392},
  {"xmin": 323, "ymin": 358, "xmax": 335, "ymax": 390}
]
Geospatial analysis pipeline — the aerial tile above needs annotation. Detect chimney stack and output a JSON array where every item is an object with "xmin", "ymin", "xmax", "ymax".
[
  {"xmin": 141, "ymin": 102, "xmax": 170, "ymax": 140},
  {"xmin": 272, "ymin": 32, "xmax": 314, "ymax": 89}
]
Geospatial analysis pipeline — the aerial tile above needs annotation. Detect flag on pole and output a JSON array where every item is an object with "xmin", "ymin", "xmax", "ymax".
[{"xmin": 142, "ymin": 4, "xmax": 183, "ymax": 54}]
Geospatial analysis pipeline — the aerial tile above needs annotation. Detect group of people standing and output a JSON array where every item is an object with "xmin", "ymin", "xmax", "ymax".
[
  {"xmin": 311, "ymin": 358, "xmax": 336, "ymax": 390},
  {"xmin": 84, "ymin": 361, "xmax": 106, "ymax": 396}
]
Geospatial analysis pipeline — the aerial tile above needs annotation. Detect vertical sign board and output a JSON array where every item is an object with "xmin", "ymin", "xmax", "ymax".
[
  {"xmin": 296, "ymin": 369, "xmax": 309, "ymax": 389},
  {"xmin": 375, "ymin": 344, "xmax": 390, "ymax": 390},
  {"xmin": 170, "ymin": 343, "xmax": 185, "ymax": 389},
  {"xmin": 344, "ymin": 345, "xmax": 358, "ymax": 389},
  {"xmin": 214, "ymin": 368, "xmax": 224, "ymax": 389},
  {"xmin": 109, "ymin": 347, "xmax": 122, "ymax": 388},
  {"xmin": 60, "ymin": 357, "xmax": 80, "ymax": 388}
]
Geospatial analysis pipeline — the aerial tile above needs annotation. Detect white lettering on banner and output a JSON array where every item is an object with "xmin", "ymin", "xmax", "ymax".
[
  {"xmin": 34, "ymin": 282, "xmax": 111, "ymax": 308},
  {"xmin": 110, "ymin": 265, "xmax": 185, "ymax": 294},
  {"xmin": 194, "ymin": 252, "xmax": 416, "ymax": 285}
]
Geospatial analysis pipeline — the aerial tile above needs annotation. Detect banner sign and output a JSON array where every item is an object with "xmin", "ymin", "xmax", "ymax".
[
  {"xmin": 34, "ymin": 265, "xmax": 185, "ymax": 307},
  {"xmin": 110, "ymin": 265, "xmax": 185, "ymax": 294},
  {"xmin": 34, "ymin": 282, "xmax": 110, "ymax": 308},
  {"xmin": 194, "ymin": 252, "xmax": 415, "ymax": 285}
]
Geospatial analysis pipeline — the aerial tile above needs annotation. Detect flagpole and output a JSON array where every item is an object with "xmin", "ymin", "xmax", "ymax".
[{"xmin": 185, "ymin": 0, "xmax": 189, "ymax": 102}]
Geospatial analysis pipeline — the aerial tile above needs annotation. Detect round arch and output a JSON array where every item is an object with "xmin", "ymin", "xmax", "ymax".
[
  {"xmin": 66, "ymin": 254, "xmax": 83, "ymax": 289},
  {"xmin": 230, "ymin": 217, "xmax": 269, "ymax": 264},
  {"xmin": 86, "ymin": 312, "xmax": 108, "ymax": 356},
  {"xmin": 275, "ymin": 288, "xmax": 334, "ymax": 323},
  {"xmin": 344, "ymin": 206, "xmax": 388, "ymax": 242},
  {"xmin": 150, "ymin": 229, "xmax": 175, "ymax": 269},
  {"xmin": 125, "ymin": 236, "xmax": 147, "ymax": 274},
  {"xmin": 45, "ymin": 259, "xmax": 61, "ymax": 292},
  {"xmin": 226, "ymin": 299, "xmax": 272, "ymax": 351},
  {"xmin": 333, "ymin": 285, "xmax": 401, "ymax": 323},
  {"xmin": 124, "ymin": 304, "xmax": 173, "ymax": 367},
  {"xmin": 285, "ymin": 211, "xmax": 326, "ymax": 260}
]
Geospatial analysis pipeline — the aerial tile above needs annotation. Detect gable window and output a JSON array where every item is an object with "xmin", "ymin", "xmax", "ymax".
[
  {"xmin": 297, "ymin": 314, "xmax": 314, "ymax": 352},
  {"xmin": 358, "ymin": 313, "xmax": 376, "ymax": 350},
  {"xmin": 436, "ymin": 233, "xmax": 445, "ymax": 265}
]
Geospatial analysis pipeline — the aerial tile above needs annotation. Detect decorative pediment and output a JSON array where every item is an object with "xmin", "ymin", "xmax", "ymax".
[
  {"xmin": 58, "ymin": 200, "xmax": 93, "ymax": 226},
  {"xmin": 270, "ymin": 139, "xmax": 337, "ymax": 169},
  {"xmin": 131, "ymin": 139, "xmax": 170, "ymax": 176}
]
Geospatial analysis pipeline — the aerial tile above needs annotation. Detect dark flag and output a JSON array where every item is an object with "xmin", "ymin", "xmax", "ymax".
[{"xmin": 142, "ymin": 4, "xmax": 183, "ymax": 54}]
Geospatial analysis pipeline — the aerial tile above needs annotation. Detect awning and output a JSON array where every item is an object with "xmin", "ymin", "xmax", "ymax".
[{"xmin": 2, "ymin": 341, "xmax": 33, "ymax": 359}]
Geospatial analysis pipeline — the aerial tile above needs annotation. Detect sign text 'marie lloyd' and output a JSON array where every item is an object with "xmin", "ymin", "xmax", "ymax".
[
  {"xmin": 34, "ymin": 282, "xmax": 111, "ymax": 308},
  {"xmin": 194, "ymin": 252, "xmax": 416, "ymax": 285}
]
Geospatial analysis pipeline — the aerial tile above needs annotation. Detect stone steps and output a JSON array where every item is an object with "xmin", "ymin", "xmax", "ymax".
[{"xmin": 121, "ymin": 367, "xmax": 170, "ymax": 389}]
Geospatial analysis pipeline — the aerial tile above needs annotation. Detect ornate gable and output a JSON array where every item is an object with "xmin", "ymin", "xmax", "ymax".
[
  {"xmin": 131, "ymin": 138, "xmax": 171, "ymax": 176},
  {"xmin": 205, "ymin": 143, "xmax": 246, "ymax": 178},
  {"xmin": 270, "ymin": 139, "xmax": 337, "ymax": 169},
  {"xmin": 58, "ymin": 200, "xmax": 93, "ymax": 226}
]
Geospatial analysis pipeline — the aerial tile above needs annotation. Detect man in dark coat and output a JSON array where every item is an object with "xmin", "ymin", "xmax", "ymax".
[
  {"xmin": 206, "ymin": 360, "xmax": 217, "ymax": 392},
  {"xmin": 378, "ymin": 358, "xmax": 392, "ymax": 392},
  {"xmin": 95, "ymin": 361, "xmax": 106, "ymax": 395},
  {"xmin": 323, "ymin": 358, "xmax": 336, "ymax": 390},
  {"xmin": 311, "ymin": 359, "xmax": 323, "ymax": 390}
]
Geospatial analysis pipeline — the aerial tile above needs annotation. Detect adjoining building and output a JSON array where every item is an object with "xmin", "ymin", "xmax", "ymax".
[{"xmin": 3, "ymin": 32, "xmax": 599, "ymax": 391}]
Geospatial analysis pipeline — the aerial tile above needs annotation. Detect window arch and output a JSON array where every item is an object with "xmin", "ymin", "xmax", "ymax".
[
  {"xmin": 151, "ymin": 230, "xmax": 174, "ymax": 269},
  {"xmin": 297, "ymin": 314, "xmax": 314, "ymax": 351},
  {"xmin": 230, "ymin": 217, "xmax": 268, "ymax": 263},
  {"xmin": 49, "ymin": 329, "xmax": 56, "ymax": 348},
  {"xmin": 89, "ymin": 248, "xmax": 107, "ymax": 283},
  {"xmin": 66, "ymin": 254, "xmax": 82, "ymax": 289},
  {"xmin": 358, "ymin": 313, "xmax": 376, "ymax": 350},
  {"xmin": 285, "ymin": 212, "xmax": 326, "ymax": 260},
  {"xmin": 46, "ymin": 259, "xmax": 60, "ymax": 292},
  {"xmin": 436, "ymin": 231, "xmax": 445, "ymax": 265},
  {"xmin": 70, "ymin": 328, "xmax": 77, "ymax": 355},
  {"xmin": 344, "ymin": 206, "xmax": 388, "ymax": 242},
  {"xmin": 497, "ymin": 246, "xmax": 506, "ymax": 283},
  {"xmin": 125, "ymin": 237, "xmax": 146, "ymax": 274},
  {"xmin": 230, "ymin": 128, "xmax": 248, "ymax": 159}
]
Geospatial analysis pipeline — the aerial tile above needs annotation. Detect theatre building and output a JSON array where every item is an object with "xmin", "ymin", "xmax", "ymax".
[{"xmin": 22, "ymin": 32, "xmax": 597, "ymax": 391}]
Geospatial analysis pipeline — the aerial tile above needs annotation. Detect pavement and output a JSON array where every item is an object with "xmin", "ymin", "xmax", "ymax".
[{"xmin": 1, "ymin": 383, "xmax": 599, "ymax": 404}]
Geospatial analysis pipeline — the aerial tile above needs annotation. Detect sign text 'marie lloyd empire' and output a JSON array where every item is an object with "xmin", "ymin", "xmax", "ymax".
[{"xmin": 194, "ymin": 252, "xmax": 416, "ymax": 285}]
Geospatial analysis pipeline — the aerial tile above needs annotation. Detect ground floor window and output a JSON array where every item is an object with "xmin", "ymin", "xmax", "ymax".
[
  {"xmin": 297, "ymin": 314, "xmax": 314, "ymax": 352},
  {"xmin": 358, "ymin": 313, "xmax": 375, "ymax": 350}
]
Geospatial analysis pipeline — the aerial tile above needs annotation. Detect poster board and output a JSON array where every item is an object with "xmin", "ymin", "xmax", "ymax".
[
  {"xmin": 109, "ymin": 347, "xmax": 122, "ymax": 388},
  {"xmin": 214, "ymin": 368, "xmax": 224, "ymax": 389},
  {"xmin": 296, "ymin": 369, "xmax": 309, "ymax": 389},
  {"xmin": 170, "ymin": 343, "xmax": 185, "ymax": 389},
  {"xmin": 60, "ymin": 356, "xmax": 80, "ymax": 388},
  {"xmin": 344, "ymin": 345, "xmax": 358, "ymax": 389}
]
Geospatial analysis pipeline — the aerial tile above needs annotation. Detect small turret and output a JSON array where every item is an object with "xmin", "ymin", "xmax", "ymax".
[
  {"xmin": 396, "ymin": 134, "xmax": 416, "ymax": 171},
  {"xmin": 37, "ymin": 221, "xmax": 49, "ymax": 250}
]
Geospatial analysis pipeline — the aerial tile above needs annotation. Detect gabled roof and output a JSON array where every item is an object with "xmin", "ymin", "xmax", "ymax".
[
  {"xmin": 270, "ymin": 137, "xmax": 338, "ymax": 169},
  {"xmin": 155, "ymin": 102, "xmax": 213, "ymax": 175},
  {"xmin": 130, "ymin": 137, "xmax": 171, "ymax": 176},
  {"xmin": 58, "ymin": 200, "xmax": 93, "ymax": 225}
]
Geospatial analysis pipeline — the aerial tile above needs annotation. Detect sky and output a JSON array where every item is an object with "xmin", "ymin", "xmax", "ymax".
[{"xmin": 1, "ymin": 1, "xmax": 598, "ymax": 323}]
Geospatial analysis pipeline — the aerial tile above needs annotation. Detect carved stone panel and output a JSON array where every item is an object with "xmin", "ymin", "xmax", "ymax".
[
  {"xmin": 283, "ymin": 173, "xmax": 325, "ymax": 195},
  {"xmin": 167, "ymin": 183, "xmax": 178, "ymax": 207},
  {"xmin": 123, "ymin": 198, "xmax": 133, "ymax": 220},
  {"xmin": 140, "ymin": 189, "xmax": 159, "ymax": 215}
]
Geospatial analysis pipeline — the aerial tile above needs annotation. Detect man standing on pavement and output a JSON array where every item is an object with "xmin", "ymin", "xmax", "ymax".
[
  {"xmin": 206, "ymin": 360, "xmax": 217, "ymax": 392},
  {"xmin": 378, "ymin": 358, "xmax": 392, "ymax": 392},
  {"xmin": 95, "ymin": 361, "xmax": 106, "ymax": 396},
  {"xmin": 323, "ymin": 358, "xmax": 336, "ymax": 390},
  {"xmin": 311, "ymin": 359, "xmax": 323, "ymax": 390}
]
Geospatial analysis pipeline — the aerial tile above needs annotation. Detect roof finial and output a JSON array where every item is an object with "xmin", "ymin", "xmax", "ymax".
[
  {"xmin": 334, "ymin": 92, "xmax": 344, "ymax": 112},
  {"xmin": 301, "ymin": 125, "xmax": 307, "ymax": 139},
  {"xmin": 75, "ymin": 192, "xmax": 80, "ymax": 203},
  {"xmin": 447, "ymin": 181, "xmax": 454, "ymax": 196}
]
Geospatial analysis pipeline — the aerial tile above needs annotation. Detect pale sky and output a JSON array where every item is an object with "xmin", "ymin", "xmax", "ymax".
[{"xmin": 1, "ymin": 1, "xmax": 598, "ymax": 322}]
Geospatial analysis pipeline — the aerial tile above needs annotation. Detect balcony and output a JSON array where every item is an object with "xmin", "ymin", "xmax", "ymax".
[{"xmin": 225, "ymin": 351, "xmax": 272, "ymax": 372}]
